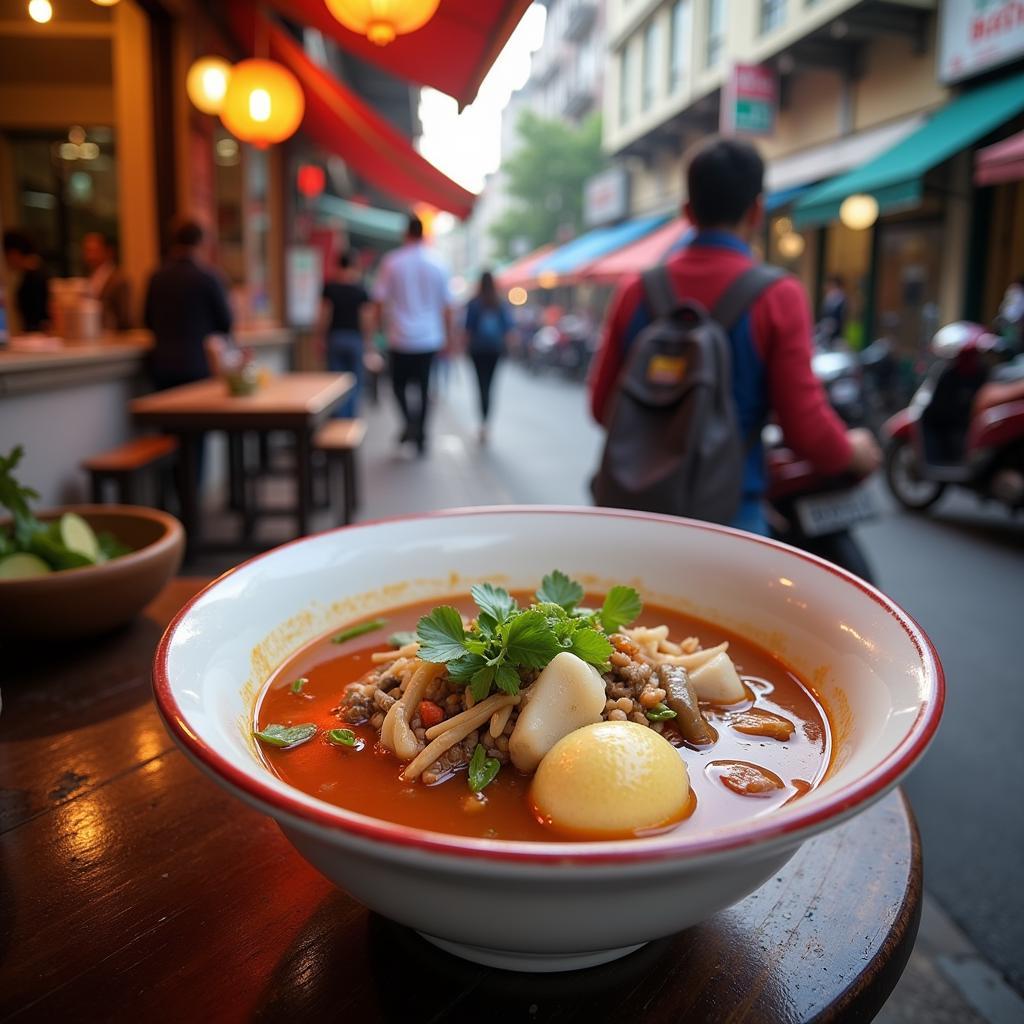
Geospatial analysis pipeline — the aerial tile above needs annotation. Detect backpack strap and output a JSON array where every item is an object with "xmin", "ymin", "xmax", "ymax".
[
  {"xmin": 641, "ymin": 264, "xmax": 679, "ymax": 320},
  {"xmin": 713, "ymin": 265, "xmax": 787, "ymax": 331}
]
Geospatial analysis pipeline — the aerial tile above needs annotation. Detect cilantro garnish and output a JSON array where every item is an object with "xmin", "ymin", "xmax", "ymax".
[
  {"xmin": 536, "ymin": 570, "xmax": 584, "ymax": 611},
  {"xmin": 415, "ymin": 573, "xmax": 642, "ymax": 702},
  {"xmin": 468, "ymin": 744, "xmax": 500, "ymax": 793}
]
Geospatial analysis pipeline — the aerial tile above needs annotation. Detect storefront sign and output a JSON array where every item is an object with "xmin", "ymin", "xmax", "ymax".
[
  {"xmin": 285, "ymin": 246, "xmax": 321, "ymax": 328},
  {"xmin": 939, "ymin": 0, "xmax": 1024, "ymax": 83},
  {"xmin": 720, "ymin": 64, "xmax": 777, "ymax": 137},
  {"xmin": 583, "ymin": 166, "xmax": 630, "ymax": 227}
]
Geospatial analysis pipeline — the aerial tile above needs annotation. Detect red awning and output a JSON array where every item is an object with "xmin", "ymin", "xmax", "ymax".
[
  {"xmin": 495, "ymin": 244, "xmax": 556, "ymax": 290},
  {"xmin": 975, "ymin": 131, "xmax": 1024, "ymax": 187},
  {"xmin": 579, "ymin": 218, "xmax": 691, "ymax": 285},
  {"xmin": 230, "ymin": 9, "xmax": 476, "ymax": 219},
  {"xmin": 263, "ymin": 0, "xmax": 533, "ymax": 109}
]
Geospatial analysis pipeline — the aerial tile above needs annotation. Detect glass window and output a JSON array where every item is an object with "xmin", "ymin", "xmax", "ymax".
[
  {"xmin": 642, "ymin": 19, "xmax": 659, "ymax": 111},
  {"xmin": 760, "ymin": 0, "xmax": 786, "ymax": 34},
  {"xmin": 706, "ymin": 0, "xmax": 725, "ymax": 68},
  {"xmin": 619, "ymin": 43, "xmax": 634, "ymax": 126},
  {"xmin": 669, "ymin": 0, "xmax": 692, "ymax": 92}
]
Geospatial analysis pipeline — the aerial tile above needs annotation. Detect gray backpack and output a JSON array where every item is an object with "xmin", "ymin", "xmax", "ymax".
[{"xmin": 591, "ymin": 263, "xmax": 784, "ymax": 523}]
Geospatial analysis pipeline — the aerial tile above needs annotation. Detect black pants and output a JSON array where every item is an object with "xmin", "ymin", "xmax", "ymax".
[
  {"xmin": 470, "ymin": 350, "xmax": 502, "ymax": 422},
  {"xmin": 390, "ymin": 350, "xmax": 435, "ymax": 444}
]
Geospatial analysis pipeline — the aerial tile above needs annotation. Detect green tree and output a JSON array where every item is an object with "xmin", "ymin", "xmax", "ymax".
[{"xmin": 490, "ymin": 111, "xmax": 605, "ymax": 262}]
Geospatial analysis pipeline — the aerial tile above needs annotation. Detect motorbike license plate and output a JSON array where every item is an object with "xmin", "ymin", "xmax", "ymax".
[{"xmin": 795, "ymin": 486, "xmax": 878, "ymax": 538}]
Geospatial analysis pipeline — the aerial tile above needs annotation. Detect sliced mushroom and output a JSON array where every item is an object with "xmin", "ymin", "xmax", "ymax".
[
  {"xmin": 658, "ymin": 664, "xmax": 717, "ymax": 747},
  {"xmin": 730, "ymin": 709, "xmax": 794, "ymax": 741},
  {"xmin": 711, "ymin": 760, "xmax": 785, "ymax": 797}
]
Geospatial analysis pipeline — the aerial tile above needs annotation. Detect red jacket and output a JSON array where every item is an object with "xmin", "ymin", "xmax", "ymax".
[{"xmin": 590, "ymin": 232, "xmax": 852, "ymax": 484}]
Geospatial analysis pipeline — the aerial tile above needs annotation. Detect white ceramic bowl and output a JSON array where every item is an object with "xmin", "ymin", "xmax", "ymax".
[{"xmin": 153, "ymin": 507, "xmax": 943, "ymax": 972}]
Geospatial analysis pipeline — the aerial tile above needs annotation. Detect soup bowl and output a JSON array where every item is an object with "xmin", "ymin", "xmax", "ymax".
[{"xmin": 153, "ymin": 507, "xmax": 943, "ymax": 972}]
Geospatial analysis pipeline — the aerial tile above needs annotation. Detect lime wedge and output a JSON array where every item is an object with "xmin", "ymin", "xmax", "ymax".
[
  {"xmin": 59, "ymin": 512, "xmax": 100, "ymax": 563},
  {"xmin": 0, "ymin": 552, "xmax": 52, "ymax": 579}
]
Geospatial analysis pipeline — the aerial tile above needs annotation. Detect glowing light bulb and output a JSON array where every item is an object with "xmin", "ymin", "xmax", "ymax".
[
  {"xmin": 28, "ymin": 0, "xmax": 53, "ymax": 23},
  {"xmin": 248, "ymin": 88, "xmax": 272, "ymax": 123}
]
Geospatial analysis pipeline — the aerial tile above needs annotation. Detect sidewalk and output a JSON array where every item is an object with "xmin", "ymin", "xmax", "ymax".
[{"xmin": 192, "ymin": 358, "xmax": 1023, "ymax": 1022}]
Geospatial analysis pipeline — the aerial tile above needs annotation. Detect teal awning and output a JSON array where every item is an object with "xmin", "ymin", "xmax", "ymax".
[
  {"xmin": 316, "ymin": 195, "xmax": 406, "ymax": 242},
  {"xmin": 794, "ymin": 71, "xmax": 1024, "ymax": 228}
]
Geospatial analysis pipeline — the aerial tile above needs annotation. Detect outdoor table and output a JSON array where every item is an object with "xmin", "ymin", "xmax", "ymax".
[
  {"xmin": 130, "ymin": 373, "xmax": 353, "ymax": 546},
  {"xmin": 0, "ymin": 578, "xmax": 921, "ymax": 1023}
]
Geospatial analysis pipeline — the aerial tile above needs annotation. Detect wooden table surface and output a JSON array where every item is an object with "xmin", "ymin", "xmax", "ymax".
[
  {"xmin": 0, "ymin": 579, "xmax": 920, "ymax": 1024},
  {"xmin": 130, "ymin": 372, "xmax": 353, "ymax": 428}
]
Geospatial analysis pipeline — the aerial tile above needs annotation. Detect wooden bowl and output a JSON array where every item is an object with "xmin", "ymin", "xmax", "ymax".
[{"xmin": 0, "ymin": 505, "xmax": 184, "ymax": 640}]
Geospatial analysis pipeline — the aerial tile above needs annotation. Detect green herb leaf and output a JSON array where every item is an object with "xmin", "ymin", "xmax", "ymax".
[
  {"xmin": 331, "ymin": 618, "xmax": 388, "ymax": 645},
  {"xmin": 416, "ymin": 606, "xmax": 466, "ymax": 662},
  {"xmin": 645, "ymin": 703, "xmax": 677, "ymax": 722},
  {"xmin": 388, "ymin": 631, "xmax": 417, "ymax": 649},
  {"xmin": 504, "ymin": 609, "xmax": 563, "ymax": 668},
  {"xmin": 290, "ymin": 677, "xmax": 308, "ymax": 694},
  {"xmin": 470, "ymin": 582, "xmax": 516, "ymax": 624},
  {"xmin": 97, "ymin": 531, "xmax": 132, "ymax": 561},
  {"xmin": 569, "ymin": 628, "xmax": 613, "ymax": 669},
  {"xmin": 467, "ymin": 743, "xmax": 501, "ymax": 794},
  {"xmin": 0, "ymin": 446, "xmax": 42, "ymax": 549},
  {"xmin": 469, "ymin": 664, "xmax": 496, "ymax": 702},
  {"xmin": 600, "ymin": 585, "xmax": 643, "ymax": 634},
  {"xmin": 494, "ymin": 662, "xmax": 521, "ymax": 695},
  {"xmin": 446, "ymin": 652, "xmax": 487, "ymax": 683},
  {"xmin": 254, "ymin": 723, "xmax": 317, "ymax": 748},
  {"xmin": 536, "ymin": 570, "xmax": 584, "ymax": 612},
  {"xmin": 327, "ymin": 728, "xmax": 358, "ymax": 747}
]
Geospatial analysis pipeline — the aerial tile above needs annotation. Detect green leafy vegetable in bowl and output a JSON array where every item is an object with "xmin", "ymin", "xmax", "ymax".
[
  {"xmin": 0, "ymin": 446, "xmax": 134, "ymax": 578},
  {"xmin": 415, "ymin": 570, "xmax": 643, "ymax": 703}
]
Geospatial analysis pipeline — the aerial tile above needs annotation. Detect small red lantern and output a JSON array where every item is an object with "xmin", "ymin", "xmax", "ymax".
[{"xmin": 297, "ymin": 164, "xmax": 325, "ymax": 199}]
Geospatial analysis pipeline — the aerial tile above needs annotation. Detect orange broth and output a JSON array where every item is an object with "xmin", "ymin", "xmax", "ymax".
[{"xmin": 256, "ymin": 595, "xmax": 831, "ymax": 842}]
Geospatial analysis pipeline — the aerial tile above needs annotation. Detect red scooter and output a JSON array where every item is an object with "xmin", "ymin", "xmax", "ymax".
[{"xmin": 883, "ymin": 322, "xmax": 1024, "ymax": 512}]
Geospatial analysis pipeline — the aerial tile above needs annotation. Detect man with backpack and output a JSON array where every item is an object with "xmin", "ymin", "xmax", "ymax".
[{"xmin": 590, "ymin": 137, "xmax": 880, "ymax": 534}]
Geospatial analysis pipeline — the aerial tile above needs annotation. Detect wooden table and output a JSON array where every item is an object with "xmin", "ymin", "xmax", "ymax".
[
  {"xmin": 130, "ymin": 373, "xmax": 353, "ymax": 545},
  {"xmin": 0, "ymin": 579, "xmax": 921, "ymax": 1023}
]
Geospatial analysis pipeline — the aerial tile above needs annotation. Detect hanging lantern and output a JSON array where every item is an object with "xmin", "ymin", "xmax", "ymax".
[
  {"xmin": 220, "ymin": 59, "xmax": 304, "ymax": 148},
  {"xmin": 297, "ymin": 164, "xmax": 325, "ymax": 198},
  {"xmin": 27, "ymin": 0, "xmax": 52, "ymax": 24},
  {"xmin": 325, "ymin": 0, "xmax": 441, "ymax": 46},
  {"xmin": 89, "ymin": 0, "xmax": 120, "ymax": 6},
  {"xmin": 776, "ymin": 231, "xmax": 805, "ymax": 259},
  {"xmin": 839, "ymin": 194, "xmax": 879, "ymax": 231},
  {"xmin": 186, "ymin": 56, "xmax": 233, "ymax": 115}
]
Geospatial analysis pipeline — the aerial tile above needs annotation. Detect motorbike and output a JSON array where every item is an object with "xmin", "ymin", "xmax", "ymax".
[
  {"xmin": 764, "ymin": 426, "xmax": 877, "ymax": 583},
  {"xmin": 526, "ymin": 315, "xmax": 595, "ymax": 379},
  {"xmin": 883, "ymin": 321, "xmax": 1024, "ymax": 513}
]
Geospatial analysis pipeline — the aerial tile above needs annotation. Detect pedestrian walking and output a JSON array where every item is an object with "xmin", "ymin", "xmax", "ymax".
[
  {"xmin": 819, "ymin": 274, "xmax": 848, "ymax": 347},
  {"xmin": 372, "ymin": 215, "xmax": 454, "ymax": 455},
  {"xmin": 590, "ymin": 137, "xmax": 880, "ymax": 535},
  {"xmin": 317, "ymin": 250, "xmax": 372, "ymax": 418},
  {"xmin": 463, "ymin": 270, "xmax": 513, "ymax": 443}
]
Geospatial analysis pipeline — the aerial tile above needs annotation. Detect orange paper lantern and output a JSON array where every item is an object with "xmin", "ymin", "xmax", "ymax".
[
  {"xmin": 297, "ymin": 164, "xmax": 326, "ymax": 198},
  {"xmin": 186, "ymin": 56, "xmax": 232, "ymax": 115},
  {"xmin": 220, "ymin": 59, "xmax": 304, "ymax": 148},
  {"xmin": 325, "ymin": 0, "xmax": 441, "ymax": 46}
]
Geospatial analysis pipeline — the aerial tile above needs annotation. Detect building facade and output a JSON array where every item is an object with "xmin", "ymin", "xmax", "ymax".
[{"xmin": 603, "ymin": 0, "xmax": 1024, "ymax": 356}]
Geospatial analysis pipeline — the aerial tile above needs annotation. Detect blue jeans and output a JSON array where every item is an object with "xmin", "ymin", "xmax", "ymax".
[
  {"xmin": 327, "ymin": 330, "xmax": 364, "ymax": 418},
  {"xmin": 731, "ymin": 496, "xmax": 769, "ymax": 536}
]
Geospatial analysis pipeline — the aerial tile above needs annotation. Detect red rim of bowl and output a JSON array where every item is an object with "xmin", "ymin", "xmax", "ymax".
[{"xmin": 153, "ymin": 506, "xmax": 944, "ymax": 865}]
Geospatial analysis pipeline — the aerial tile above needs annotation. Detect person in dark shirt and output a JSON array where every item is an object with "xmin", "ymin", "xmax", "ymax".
[
  {"xmin": 316, "ymin": 250, "xmax": 371, "ymax": 417},
  {"xmin": 143, "ymin": 218, "xmax": 232, "ymax": 390},
  {"xmin": 3, "ymin": 229, "xmax": 50, "ymax": 334},
  {"xmin": 463, "ymin": 271, "xmax": 513, "ymax": 443}
]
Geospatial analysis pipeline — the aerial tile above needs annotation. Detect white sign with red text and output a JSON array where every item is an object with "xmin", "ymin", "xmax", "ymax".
[{"xmin": 940, "ymin": 0, "xmax": 1024, "ymax": 83}]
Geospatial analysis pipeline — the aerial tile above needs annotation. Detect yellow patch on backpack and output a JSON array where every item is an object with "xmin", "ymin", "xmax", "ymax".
[{"xmin": 646, "ymin": 354, "xmax": 688, "ymax": 384}]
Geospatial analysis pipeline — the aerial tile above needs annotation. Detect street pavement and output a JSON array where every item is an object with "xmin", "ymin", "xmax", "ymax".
[{"xmin": 195, "ymin": 356, "xmax": 1024, "ymax": 1020}]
